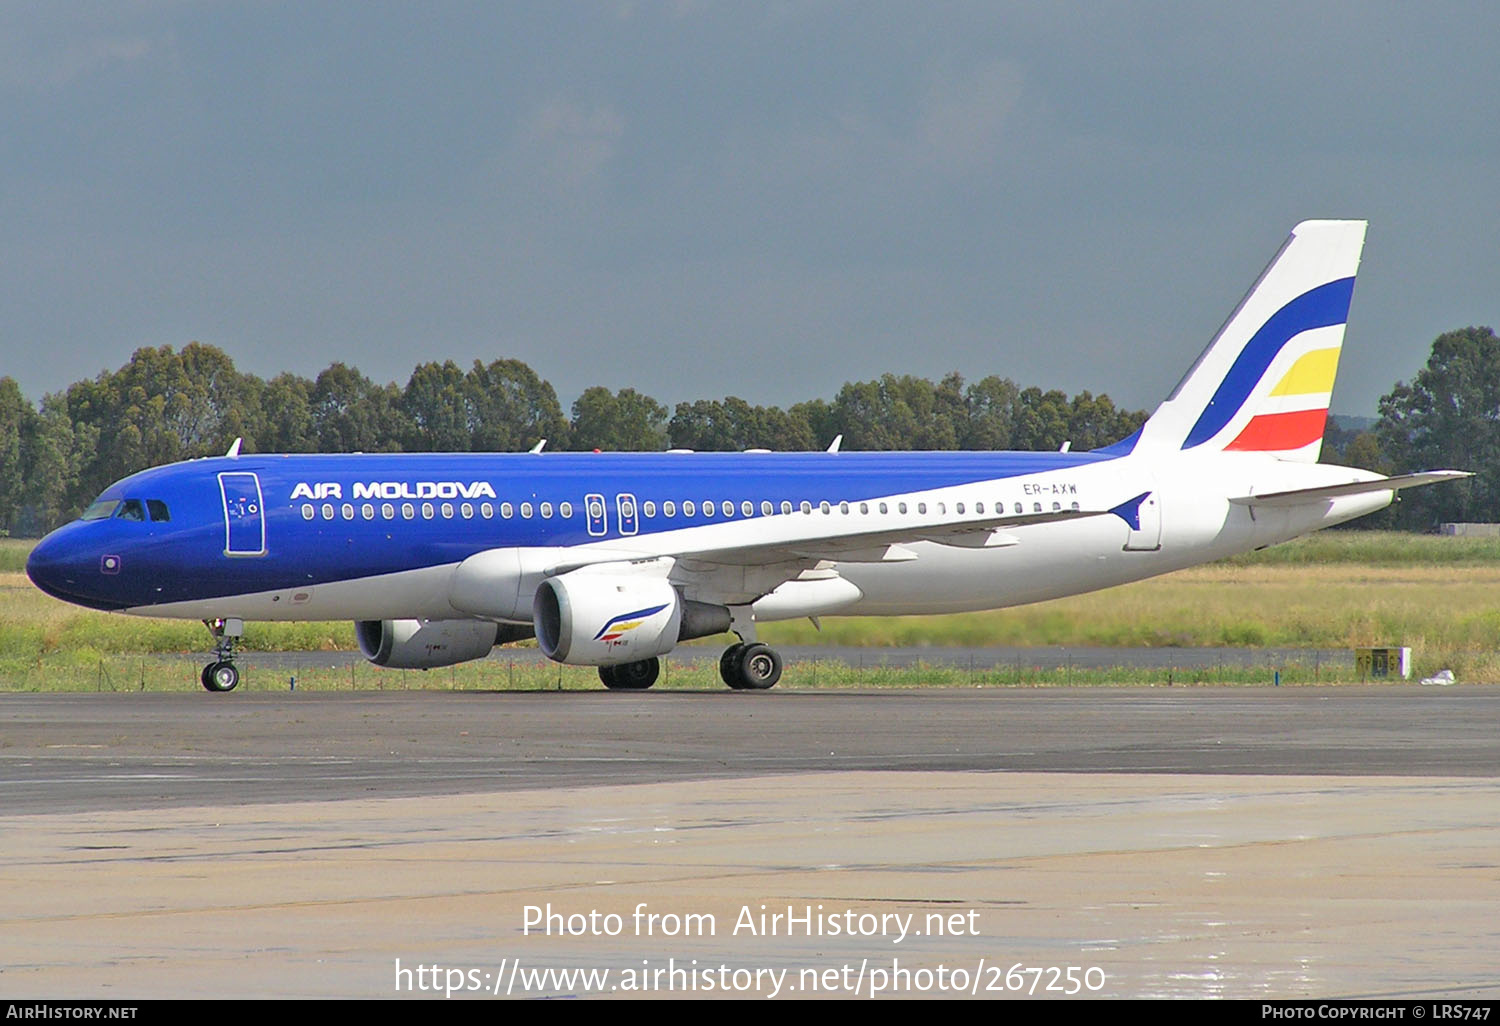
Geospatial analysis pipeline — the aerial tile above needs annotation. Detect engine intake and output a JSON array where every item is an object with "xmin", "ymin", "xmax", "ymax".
[{"xmin": 533, "ymin": 570, "xmax": 730, "ymax": 665}]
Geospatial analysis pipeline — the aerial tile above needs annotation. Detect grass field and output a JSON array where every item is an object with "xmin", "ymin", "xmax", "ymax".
[{"xmin": 3, "ymin": 532, "xmax": 1496, "ymax": 691}]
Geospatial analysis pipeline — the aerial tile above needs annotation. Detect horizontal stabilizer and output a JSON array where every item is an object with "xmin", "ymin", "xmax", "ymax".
[{"xmin": 1228, "ymin": 470, "xmax": 1470, "ymax": 508}]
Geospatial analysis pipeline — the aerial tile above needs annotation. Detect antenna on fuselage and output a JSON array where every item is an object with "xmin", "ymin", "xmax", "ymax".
[
  {"xmin": 225, "ymin": 438, "xmax": 242, "ymax": 458},
  {"xmin": 826, "ymin": 434, "xmax": 843, "ymax": 453},
  {"xmin": 529, "ymin": 439, "xmax": 547, "ymax": 454}
]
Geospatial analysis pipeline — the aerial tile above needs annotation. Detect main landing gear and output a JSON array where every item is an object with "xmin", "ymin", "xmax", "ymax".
[
  {"xmin": 595, "ymin": 608, "xmax": 783, "ymax": 692},
  {"xmin": 597, "ymin": 646, "xmax": 783, "ymax": 691},
  {"xmin": 718, "ymin": 606, "xmax": 782, "ymax": 690},
  {"xmin": 200, "ymin": 617, "xmax": 243, "ymax": 693},
  {"xmin": 718, "ymin": 642, "xmax": 783, "ymax": 689},
  {"xmin": 599, "ymin": 657, "xmax": 660, "ymax": 690}
]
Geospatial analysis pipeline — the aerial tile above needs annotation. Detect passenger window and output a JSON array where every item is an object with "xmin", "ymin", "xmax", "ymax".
[
  {"xmin": 800, "ymin": 501, "xmax": 812, "ymax": 514},
  {"xmin": 401, "ymin": 503, "xmax": 415, "ymax": 520},
  {"xmin": 742, "ymin": 501, "xmax": 754, "ymax": 517},
  {"xmin": 561, "ymin": 501, "xmax": 574, "ymax": 518},
  {"xmin": 481, "ymin": 502, "xmax": 494, "ymax": 519},
  {"xmin": 859, "ymin": 502, "xmax": 868, "ymax": 514},
  {"xmin": 723, "ymin": 500, "xmax": 734, "ymax": 517},
  {"xmin": 117, "ymin": 499, "xmax": 146, "ymax": 521},
  {"xmin": 147, "ymin": 500, "xmax": 170, "ymax": 522},
  {"xmin": 956, "ymin": 502, "xmax": 965, "ymax": 515},
  {"xmin": 820, "ymin": 501, "xmax": 831, "ymax": 514},
  {"xmin": 898, "ymin": 502, "xmax": 908, "ymax": 514},
  {"xmin": 664, "ymin": 500, "xmax": 676, "ymax": 517},
  {"xmin": 441, "ymin": 502, "xmax": 455, "ymax": 519},
  {"xmin": 382, "ymin": 503, "xmax": 395, "ymax": 520},
  {"xmin": 683, "ymin": 500, "xmax": 695, "ymax": 516},
  {"xmin": 703, "ymin": 501, "xmax": 714, "ymax": 518},
  {"xmin": 501, "ymin": 502, "xmax": 514, "ymax": 519},
  {"xmin": 762, "ymin": 501, "xmax": 773, "ymax": 516},
  {"xmin": 917, "ymin": 503, "xmax": 927, "ymax": 515},
  {"xmin": 541, "ymin": 502, "xmax": 553, "ymax": 519},
  {"xmin": 362, "ymin": 504, "xmax": 375, "ymax": 520},
  {"xmin": 301, "ymin": 504, "xmax": 315, "ymax": 520},
  {"xmin": 461, "ymin": 503, "xmax": 474, "ymax": 519},
  {"xmin": 342, "ymin": 503, "xmax": 355, "ymax": 520},
  {"xmin": 839, "ymin": 502, "xmax": 850, "ymax": 514},
  {"xmin": 521, "ymin": 502, "xmax": 534, "ymax": 518},
  {"xmin": 780, "ymin": 501, "xmax": 792, "ymax": 515},
  {"xmin": 322, "ymin": 504, "xmax": 335, "ymax": 520},
  {"xmin": 1014, "ymin": 502, "xmax": 1023, "ymax": 514},
  {"xmin": 879, "ymin": 502, "xmax": 888, "ymax": 514}
]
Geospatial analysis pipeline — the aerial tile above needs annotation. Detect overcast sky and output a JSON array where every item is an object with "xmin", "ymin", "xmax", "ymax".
[{"xmin": 2, "ymin": 1, "xmax": 1496, "ymax": 420}]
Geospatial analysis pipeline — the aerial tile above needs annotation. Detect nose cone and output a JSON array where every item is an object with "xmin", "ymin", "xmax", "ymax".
[{"xmin": 27, "ymin": 526, "xmax": 127, "ymax": 611}]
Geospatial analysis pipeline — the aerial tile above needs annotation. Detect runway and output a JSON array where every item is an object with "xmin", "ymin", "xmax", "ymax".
[
  {"xmin": 3, "ymin": 686, "xmax": 1498, "ymax": 813},
  {"xmin": 3, "ymin": 686, "xmax": 1498, "ymax": 999}
]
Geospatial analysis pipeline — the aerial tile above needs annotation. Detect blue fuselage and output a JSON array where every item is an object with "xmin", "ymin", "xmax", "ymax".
[{"xmin": 28, "ymin": 449, "xmax": 1111, "ymax": 613}]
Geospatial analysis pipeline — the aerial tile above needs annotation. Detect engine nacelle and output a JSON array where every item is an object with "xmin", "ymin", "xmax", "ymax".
[
  {"xmin": 533, "ymin": 571, "xmax": 687, "ymax": 666},
  {"xmin": 355, "ymin": 618, "xmax": 502, "ymax": 669}
]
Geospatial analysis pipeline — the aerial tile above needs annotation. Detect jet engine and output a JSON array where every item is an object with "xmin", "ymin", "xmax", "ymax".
[
  {"xmin": 532, "ymin": 569, "xmax": 730, "ymax": 666},
  {"xmin": 355, "ymin": 618, "xmax": 503, "ymax": 669}
]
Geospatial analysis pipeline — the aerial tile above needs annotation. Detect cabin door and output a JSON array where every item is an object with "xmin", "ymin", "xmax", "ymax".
[{"xmin": 218, "ymin": 472, "xmax": 266, "ymax": 556}]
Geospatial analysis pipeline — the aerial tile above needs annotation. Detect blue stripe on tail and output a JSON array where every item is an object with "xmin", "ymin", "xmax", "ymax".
[{"xmin": 1181, "ymin": 277, "xmax": 1355, "ymax": 450}]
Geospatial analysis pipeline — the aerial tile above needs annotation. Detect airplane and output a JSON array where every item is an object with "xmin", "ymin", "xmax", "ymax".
[{"xmin": 26, "ymin": 220, "xmax": 1466, "ymax": 693}]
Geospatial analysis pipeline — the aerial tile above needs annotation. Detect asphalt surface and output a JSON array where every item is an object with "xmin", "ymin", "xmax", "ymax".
[{"xmin": 3, "ymin": 686, "xmax": 1496, "ymax": 815}]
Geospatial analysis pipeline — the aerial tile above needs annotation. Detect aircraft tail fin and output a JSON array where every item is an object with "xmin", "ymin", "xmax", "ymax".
[{"xmin": 1125, "ymin": 220, "xmax": 1368, "ymax": 464}]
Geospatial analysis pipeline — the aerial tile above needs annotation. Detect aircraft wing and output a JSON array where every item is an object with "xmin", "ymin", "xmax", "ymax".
[
  {"xmin": 1228, "ymin": 470, "xmax": 1470, "ymax": 508},
  {"xmin": 674, "ymin": 506, "xmax": 1114, "ymax": 566},
  {"xmin": 541, "ymin": 502, "xmax": 1122, "ymax": 577}
]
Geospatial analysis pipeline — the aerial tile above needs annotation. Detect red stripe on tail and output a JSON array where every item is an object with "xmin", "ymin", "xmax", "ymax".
[{"xmin": 1224, "ymin": 408, "xmax": 1328, "ymax": 452}]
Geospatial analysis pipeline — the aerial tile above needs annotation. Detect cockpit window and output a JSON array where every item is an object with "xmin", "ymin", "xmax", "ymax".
[
  {"xmin": 147, "ymin": 500, "xmax": 170, "ymax": 522},
  {"xmin": 81, "ymin": 500, "xmax": 120, "ymax": 521},
  {"xmin": 116, "ymin": 499, "xmax": 146, "ymax": 521}
]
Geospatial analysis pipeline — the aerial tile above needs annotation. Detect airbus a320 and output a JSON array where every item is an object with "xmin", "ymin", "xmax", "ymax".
[{"xmin": 27, "ymin": 221, "xmax": 1465, "ymax": 691}]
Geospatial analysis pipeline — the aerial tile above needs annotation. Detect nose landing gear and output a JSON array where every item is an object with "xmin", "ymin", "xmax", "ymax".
[{"xmin": 200, "ymin": 618, "xmax": 244, "ymax": 693}]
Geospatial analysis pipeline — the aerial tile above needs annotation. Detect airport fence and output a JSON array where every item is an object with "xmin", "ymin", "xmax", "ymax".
[{"xmin": 0, "ymin": 646, "xmax": 1426, "ymax": 693}]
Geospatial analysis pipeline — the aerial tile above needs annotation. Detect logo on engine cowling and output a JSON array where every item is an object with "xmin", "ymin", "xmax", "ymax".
[{"xmin": 594, "ymin": 603, "xmax": 670, "ymax": 646}]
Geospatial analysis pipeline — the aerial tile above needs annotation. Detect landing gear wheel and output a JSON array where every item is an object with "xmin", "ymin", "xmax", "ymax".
[
  {"xmin": 719, "ymin": 643, "xmax": 747, "ymax": 688},
  {"xmin": 601, "ymin": 657, "xmax": 659, "ymax": 691},
  {"xmin": 737, "ymin": 644, "xmax": 782, "ymax": 690},
  {"xmin": 201, "ymin": 660, "xmax": 240, "ymax": 693},
  {"xmin": 200, "ymin": 618, "xmax": 244, "ymax": 694},
  {"xmin": 721, "ymin": 643, "xmax": 781, "ymax": 690}
]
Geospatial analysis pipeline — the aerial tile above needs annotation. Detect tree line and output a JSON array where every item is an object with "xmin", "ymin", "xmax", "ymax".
[
  {"xmin": 2, "ymin": 327, "xmax": 1493, "ymax": 536},
  {"xmin": 0, "ymin": 344, "xmax": 1145, "ymax": 535}
]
